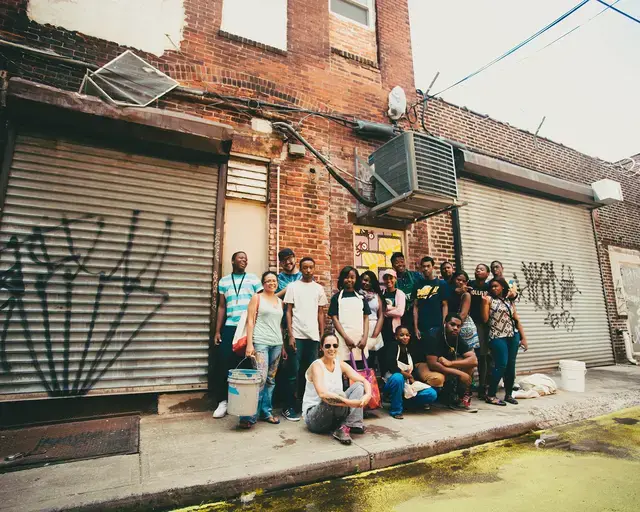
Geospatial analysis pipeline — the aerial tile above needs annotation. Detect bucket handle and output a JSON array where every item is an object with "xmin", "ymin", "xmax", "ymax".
[
  {"xmin": 234, "ymin": 355, "xmax": 258, "ymax": 370},
  {"xmin": 558, "ymin": 364, "xmax": 588, "ymax": 375}
]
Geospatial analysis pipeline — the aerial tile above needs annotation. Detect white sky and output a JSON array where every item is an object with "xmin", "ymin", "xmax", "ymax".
[{"xmin": 409, "ymin": 0, "xmax": 640, "ymax": 162}]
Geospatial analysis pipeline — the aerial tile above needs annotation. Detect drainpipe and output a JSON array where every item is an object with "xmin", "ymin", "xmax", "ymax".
[
  {"xmin": 620, "ymin": 329, "xmax": 639, "ymax": 365},
  {"xmin": 276, "ymin": 165, "xmax": 281, "ymax": 268},
  {"xmin": 451, "ymin": 207, "xmax": 463, "ymax": 271}
]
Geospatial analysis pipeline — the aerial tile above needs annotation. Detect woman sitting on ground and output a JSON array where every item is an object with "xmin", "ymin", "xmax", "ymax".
[
  {"xmin": 481, "ymin": 277, "xmax": 529, "ymax": 406},
  {"xmin": 383, "ymin": 326, "xmax": 437, "ymax": 419},
  {"xmin": 302, "ymin": 334, "xmax": 372, "ymax": 445}
]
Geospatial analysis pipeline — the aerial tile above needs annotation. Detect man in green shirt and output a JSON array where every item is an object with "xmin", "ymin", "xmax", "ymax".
[{"xmin": 390, "ymin": 252, "xmax": 421, "ymax": 328}]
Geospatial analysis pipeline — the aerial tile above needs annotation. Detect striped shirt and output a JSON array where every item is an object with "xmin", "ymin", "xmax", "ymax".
[{"xmin": 218, "ymin": 273, "xmax": 262, "ymax": 327}]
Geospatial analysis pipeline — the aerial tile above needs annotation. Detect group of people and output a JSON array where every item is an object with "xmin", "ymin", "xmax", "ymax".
[{"xmin": 212, "ymin": 247, "xmax": 528, "ymax": 445}]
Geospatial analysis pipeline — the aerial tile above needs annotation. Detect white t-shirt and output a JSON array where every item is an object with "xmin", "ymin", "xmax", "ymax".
[{"xmin": 284, "ymin": 280, "xmax": 328, "ymax": 341}]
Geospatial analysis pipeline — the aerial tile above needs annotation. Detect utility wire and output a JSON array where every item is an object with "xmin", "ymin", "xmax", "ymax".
[
  {"xmin": 596, "ymin": 0, "xmax": 640, "ymax": 23},
  {"xmin": 432, "ymin": 0, "xmax": 591, "ymax": 97},
  {"xmin": 516, "ymin": 0, "xmax": 622, "ymax": 64}
]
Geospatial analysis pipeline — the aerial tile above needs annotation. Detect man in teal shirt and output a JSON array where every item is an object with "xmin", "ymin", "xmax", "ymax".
[{"xmin": 391, "ymin": 252, "xmax": 421, "ymax": 328}]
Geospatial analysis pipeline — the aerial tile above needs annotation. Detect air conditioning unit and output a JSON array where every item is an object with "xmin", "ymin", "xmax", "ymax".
[{"xmin": 364, "ymin": 132, "xmax": 459, "ymax": 221}]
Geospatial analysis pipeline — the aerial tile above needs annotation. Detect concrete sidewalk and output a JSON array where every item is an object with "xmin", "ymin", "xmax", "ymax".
[{"xmin": 2, "ymin": 365, "xmax": 639, "ymax": 512}]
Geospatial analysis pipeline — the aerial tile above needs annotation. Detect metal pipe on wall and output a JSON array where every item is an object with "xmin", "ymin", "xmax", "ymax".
[{"xmin": 276, "ymin": 164, "xmax": 281, "ymax": 268}]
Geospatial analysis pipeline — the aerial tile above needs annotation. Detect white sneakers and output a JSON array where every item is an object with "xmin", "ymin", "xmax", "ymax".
[{"xmin": 213, "ymin": 400, "xmax": 228, "ymax": 418}]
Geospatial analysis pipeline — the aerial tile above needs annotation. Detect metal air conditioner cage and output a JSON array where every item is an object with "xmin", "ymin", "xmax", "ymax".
[{"xmin": 365, "ymin": 131, "xmax": 459, "ymax": 222}]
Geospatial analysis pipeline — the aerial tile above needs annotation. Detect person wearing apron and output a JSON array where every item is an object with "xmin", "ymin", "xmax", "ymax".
[
  {"xmin": 359, "ymin": 270, "xmax": 385, "ymax": 372},
  {"xmin": 383, "ymin": 326, "xmax": 437, "ymax": 419},
  {"xmin": 328, "ymin": 266, "xmax": 371, "ymax": 366}
]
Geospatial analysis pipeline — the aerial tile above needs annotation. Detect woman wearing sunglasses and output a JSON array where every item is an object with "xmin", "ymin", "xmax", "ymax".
[{"xmin": 302, "ymin": 334, "xmax": 372, "ymax": 445}]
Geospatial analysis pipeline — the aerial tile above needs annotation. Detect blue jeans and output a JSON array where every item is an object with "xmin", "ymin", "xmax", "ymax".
[
  {"xmin": 283, "ymin": 339, "xmax": 319, "ymax": 410},
  {"xmin": 384, "ymin": 372, "xmax": 437, "ymax": 416},
  {"xmin": 489, "ymin": 335, "xmax": 519, "ymax": 397},
  {"xmin": 240, "ymin": 344, "xmax": 282, "ymax": 424}
]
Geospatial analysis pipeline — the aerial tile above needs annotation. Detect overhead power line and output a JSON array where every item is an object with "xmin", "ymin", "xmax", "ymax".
[
  {"xmin": 516, "ymin": 0, "xmax": 622, "ymax": 63},
  {"xmin": 596, "ymin": 0, "xmax": 640, "ymax": 24},
  {"xmin": 432, "ymin": 0, "xmax": 591, "ymax": 97}
]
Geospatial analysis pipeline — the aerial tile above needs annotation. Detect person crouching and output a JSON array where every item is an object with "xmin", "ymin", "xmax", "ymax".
[
  {"xmin": 302, "ymin": 334, "xmax": 372, "ymax": 445},
  {"xmin": 383, "ymin": 326, "xmax": 437, "ymax": 419},
  {"xmin": 425, "ymin": 314, "xmax": 478, "ymax": 412}
]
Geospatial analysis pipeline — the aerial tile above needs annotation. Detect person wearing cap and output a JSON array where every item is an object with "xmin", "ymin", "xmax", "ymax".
[
  {"xmin": 380, "ymin": 269, "xmax": 406, "ymax": 376},
  {"xmin": 276, "ymin": 248, "xmax": 302, "ymax": 298}
]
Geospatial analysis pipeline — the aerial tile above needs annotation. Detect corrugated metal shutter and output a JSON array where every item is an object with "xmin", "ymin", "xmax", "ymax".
[
  {"xmin": 457, "ymin": 179, "xmax": 613, "ymax": 372},
  {"xmin": 0, "ymin": 133, "xmax": 218, "ymax": 399},
  {"xmin": 226, "ymin": 158, "xmax": 268, "ymax": 202}
]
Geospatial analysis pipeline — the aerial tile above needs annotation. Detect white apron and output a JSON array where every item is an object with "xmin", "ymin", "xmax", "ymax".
[
  {"xmin": 395, "ymin": 347, "xmax": 431, "ymax": 399},
  {"xmin": 336, "ymin": 290, "xmax": 368, "ymax": 361}
]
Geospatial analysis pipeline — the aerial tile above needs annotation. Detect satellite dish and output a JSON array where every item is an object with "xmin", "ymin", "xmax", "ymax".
[{"xmin": 387, "ymin": 86, "xmax": 407, "ymax": 121}]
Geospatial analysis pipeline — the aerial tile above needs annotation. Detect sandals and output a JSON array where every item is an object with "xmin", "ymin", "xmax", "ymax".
[
  {"xmin": 485, "ymin": 396, "xmax": 507, "ymax": 406},
  {"xmin": 260, "ymin": 416, "xmax": 280, "ymax": 424},
  {"xmin": 238, "ymin": 420, "xmax": 254, "ymax": 429},
  {"xmin": 391, "ymin": 413, "xmax": 404, "ymax": 420},
  {"xmin": 504, "ymin": 396, "xmax": 519, "ymax": 405}
]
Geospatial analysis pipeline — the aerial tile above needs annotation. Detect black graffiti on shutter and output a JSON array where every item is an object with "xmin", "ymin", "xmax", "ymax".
[
  {"xmin": 0, "ymin": 210, "xmax": 172, "ymax": 396},
  {"xmin": 512, "ymin": 261, "xmax": 581, "ymax": 332}
]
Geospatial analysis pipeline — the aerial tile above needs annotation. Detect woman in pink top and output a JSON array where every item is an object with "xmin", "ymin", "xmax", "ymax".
[{"xmin": 379, "ymin": 269, "xmax": 406, "ymax": 375}]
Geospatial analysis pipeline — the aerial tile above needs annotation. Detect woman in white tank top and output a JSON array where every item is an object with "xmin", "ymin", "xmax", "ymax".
[{"xmin": 302, "ymin": 334, "xmax": 373, "ymax": 445}]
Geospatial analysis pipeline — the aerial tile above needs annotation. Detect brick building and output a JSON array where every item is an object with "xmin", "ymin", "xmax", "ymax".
[{"xmin": 0, "ymin": 0, "xmax": 637, "ymax": 404}]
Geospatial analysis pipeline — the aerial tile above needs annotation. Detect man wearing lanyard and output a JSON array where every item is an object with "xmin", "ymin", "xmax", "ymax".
[{"xmin": 213, "ymin": 251, "xmax": 262, "ymax": 418}]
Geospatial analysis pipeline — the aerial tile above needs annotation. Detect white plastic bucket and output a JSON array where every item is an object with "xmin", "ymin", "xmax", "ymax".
[
  {"xmin": 558, "ymin": 359, "xmax": 587, "ymax": 392},
  {"xmin": 227, "ymin": 368, "xmax": 261, "ymax": 416}
]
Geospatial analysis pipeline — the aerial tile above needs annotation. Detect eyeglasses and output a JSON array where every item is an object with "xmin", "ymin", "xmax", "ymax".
[{"xmin": 324, "ymin": 343, "xmax": 339, "ymax": 349}]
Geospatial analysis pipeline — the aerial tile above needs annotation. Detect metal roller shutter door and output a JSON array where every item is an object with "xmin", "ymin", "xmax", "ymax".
[
  {"xmin": 457, "ymin": 179, "xmax": 613, "ymax": 372},
  {"xmin": 0, "ymin": 133, "xmax": 218, "ymax": 399}
]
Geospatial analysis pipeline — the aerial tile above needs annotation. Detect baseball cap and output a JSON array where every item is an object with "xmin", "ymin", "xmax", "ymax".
[
  {"xmin": 382, "ymin": 269, "xmax": 397, "ymax": 278},
  {"xmin": 278, "ymin": 248, "xmax": 295, "ymax": 261}
]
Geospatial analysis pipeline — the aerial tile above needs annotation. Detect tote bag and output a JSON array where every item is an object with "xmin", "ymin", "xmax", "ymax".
[
  {"xmin": 231, "ymin": 295, "xmax": 260, "ymax": 356},
  {"xmin": 348, "ymin": 351, "xmax": 381, "ymax": 410}
]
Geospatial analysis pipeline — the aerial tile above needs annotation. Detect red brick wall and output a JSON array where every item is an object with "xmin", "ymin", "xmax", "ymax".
[{"xmin": 329, "ymin": 11, "xmax": 378, "ymax": 65}]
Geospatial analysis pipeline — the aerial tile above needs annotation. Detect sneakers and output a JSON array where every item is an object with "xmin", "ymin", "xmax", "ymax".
[
  {"xmin": 349, "ymin": 425, "xmax": 366, "ymax": 434},
  {"xmin": 282, "ymin": 408, "xmax": 301, "ymax": 422},
  {"xmin": 332, "ymin": 425, "xmax": 352, "ymax": 445},
  {"xmin": 213, "ymin": 400, "xmax": 228, "ymax": 418},
  {"xmin": 450, "ymin": 393, "xmax": 478, "ymax": 413}
]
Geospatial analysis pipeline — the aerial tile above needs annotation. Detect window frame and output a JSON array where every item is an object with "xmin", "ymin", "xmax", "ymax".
[{"xmin": 329, "ymin": 0, "xmax": 376, "ymax": 30}]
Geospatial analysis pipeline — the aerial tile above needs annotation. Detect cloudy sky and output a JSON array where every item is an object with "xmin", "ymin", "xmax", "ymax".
[{"xmin": 408, "ymin": 0, "xmax": 640, "ymax": 162}]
